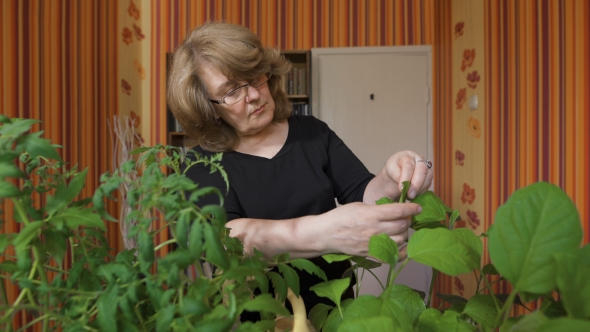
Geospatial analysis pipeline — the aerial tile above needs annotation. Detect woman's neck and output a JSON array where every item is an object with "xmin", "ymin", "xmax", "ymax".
[{"xmin": 235, "ymin": 120, "xmax": 288, "ymax": 159}]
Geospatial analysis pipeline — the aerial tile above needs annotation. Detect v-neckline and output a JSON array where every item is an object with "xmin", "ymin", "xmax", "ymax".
[{"xmin": 229, "ymin": 116, "xmax": 298, "ymax": 161}]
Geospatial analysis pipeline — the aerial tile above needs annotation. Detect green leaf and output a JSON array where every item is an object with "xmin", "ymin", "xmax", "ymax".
[
  {"xmin": 268, "ymin": 272, "xmax": 287, "ymax": 303},
  {"xmin": 368, "ymin": 233, "xmax": 399, "ymax": 266},
  {"xmin": 350, "ymin": 256, "xmax": 382, "ymax": 269},
  {"xmin": 188, "ymin": 221, "xmax": 204, "ymax": 259},
  {"xmin": 481, "ymin": 263, "xmax": 499, "ymax": 275},
  {"xmin": 309, "ymin": 278, "xmax": 350, "ymax": 309},
  {"xmin": 436, "ymin": 293, "xmax": 468, "ymax": 305},
  {"xmin": 449, "ymin": 209, "xmax": 460, "ymax": 229},
  {"xmin": 407, "ymin": 228, "xmax": 479, "ymax": 275},
  {"xmin": 278, "ymin": 263, "xmax": 300, "ymax": 297},
  {"xmin": 451, "ymin": 228, "xmax": 482, "ymax": 264},
  {"xmin": 97, "ymin": 285, "xmax": 119, "ymax": 332},
  {"xmin": 578, "ymin": 244, "xmax": 590, "ymax": 267},
  {"xmin": 51, "ymin": 207, "xmax": 106, "ymax": 231},
  {"xmin": 399, "ymin": 181, "xmax": 410, "ymax": 202},
  {"xmin": 0, "ymin": 162, "xmax": 25, "ymax": 178},
  {"xmin": 0, "ymin": 118, "xmax": 38, "ymax": 137},
  {"xmin": 17, "ymin": 133, "xmax": 62, "ymax": 161},
  {"xmin": 138, "ymin": 231, "xmax": 154, "ymax": 271},
  {"xmin": 338, "ymin": 316, "xmax": 397, "ymax": 332},
  {"xmin": 538, "ymin": 317, "xmax": 590, "ymax": 332},
  {"xmin": 203, "ymin": 223, "xmax": 229, "ymax": 270},
  {"xmin": 462, "ymin": 294, "xmax": 500, "ymax": 329},
  {"xmin": 488, "ymin": 182, "xmax": 582, "ymax": 294},
  {"xmin": 0, "ymin": 233, "xmax": 11, "ymax": 252},
  {"xmin": 0, "ymin": 180, "xmax": 21, "ymax": 198},
  {"xmin": 242, "ymin": 293, "xmax": 291, "ymax": 317},
  {"xmin": 0, "ymin": 261, "xmax": 17, "ymax": 274},
  {"xmin": 156, "ymin": 306, "xmax": 176, "ymax": 332},
  {"xmin": 417, "ymin": 308, "xmax": 460, "ymax": 332},
  {"xmin": 375, "ymin": 197, "xmax": 394, "ymax": 205},
  {"xmin": 45, "ymin": 169, "xmax": 88, "ymax": 215},
  {"xmin": 322, "ymin": 298, "xmax": 353, "ymax": 332},
  {"xmin": 412, "ymin": 191, "xmax": 452, "ymax": 223},
  {"xmin": 554, "ymin": 253, "xmax": 590, "ymax": 319},
  {"xmin": 13, "ymin": 220, "xmax": 43, "ymax": 251},
  {"xmin": 290, "ymin": 258, "xmax": 328, "ymax": 281},
  {"xmin": 309, "ymin": 303, "xmax": 333, "ymax": 332},
  {"xmin": 381, "ymin": 284, "xmax": 426, "ymax": 323},
  {"xmin": 503, "ymin": 310, "xmax": 548, "ymax": 331},
  {"xmin": 43, "ymin": 229, "xmax": 67, "ymax": 267},
  {"xmin": 322, "ymin": 253, "xmax": 352, "ymax": 263},
  {"xmin": 341, "ymin": 295, "xmax": 413, "ymax": 331}
]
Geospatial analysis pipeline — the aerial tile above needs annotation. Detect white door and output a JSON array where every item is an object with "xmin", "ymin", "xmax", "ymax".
[{"xmin": 311, "ymin": 46, "xmax": 433, "ymax": 298}]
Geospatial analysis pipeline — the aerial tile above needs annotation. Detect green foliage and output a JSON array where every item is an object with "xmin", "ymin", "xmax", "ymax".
[
  {"xmin": 310, "ymin": 180, "xmax": 588, "ymax": 330},
  {"xmin": 0, "ymin": 117, "xmax": 327, "ymax": 331}
]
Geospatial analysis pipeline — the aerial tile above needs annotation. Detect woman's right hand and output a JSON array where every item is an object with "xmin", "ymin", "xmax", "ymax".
[{"xmin": 318, "ymin": 202, "xmax": 422, "ymax": 260}]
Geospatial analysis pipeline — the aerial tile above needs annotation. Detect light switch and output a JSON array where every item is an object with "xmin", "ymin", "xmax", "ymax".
[{"xmin": 469, "ymin": 95, "xmax": 478, "ymax": 111}]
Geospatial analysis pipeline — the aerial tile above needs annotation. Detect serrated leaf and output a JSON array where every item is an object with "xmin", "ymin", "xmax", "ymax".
[
  {"xmin": 368, "ymin": 233, "xmax": 399, "ymax": 266},
  {"xmin": 268, "ymin": 272, "xmax": 287, "ymax": 303},
  {"xmin": 278, "ymin": 263, "xmax": 300, "ymax": 297},
  {"xmin": 381, "ymin": 284, "xmax": 426, "ymax": 323},
  {"xmin": 408, "ymin": 228, "xmax": 479, "ymax": 275},
  {"xmin": 242, "ymin": 293, "xmax": 290, "ymax": 317},
  {"xmin": 309, "ymin": 278, "xmax": 350, "ymax": 309},
  {"xmin": 0, "ymin": 233, "xmax": 11, "ymax": 252},
  {"xmin": 488, "ymin": 182, "xmax": 582, "ymax": 294},
  {"xmin": 0, "ymin": 261, "xmax": 17, "ymax": 274},
  {"xmin": 138, "ymin": 231, "xmax": 154, "ymax": 271},
  {"xmin": 13, "ymin": 220, "xmax": 43, "ymax": 251},
  {"xmin": 97, "ymin": 285, "xmax": 119, "ymax": 332},
  {"xmin": 0, "ymin": 180, "xmax": 21, "ymax": 198},
  {"xmin": 203, "ymin": 223, "xmax": 229, "ymax": 270},
  {"xmin": 0, "ymin": 162, "xmax": 25, "ymax": 178},
  {"xmin": 45, "ymin": 169, "xmax": 88, "ymax": 215},
  {"xmin": 309, "ymin": 303, "xmax": 333, "ymax": 331},
  {"xmin": 54, "ymin": 207, "xmax": 106, "ymax": 231},
  {"xmin": 0, "ymin": 118, "xmax": 39, "ymax": 137},
  {"xmin": 462, "ymin": 294, "xmax": 500, "ymax": 329},
  {"xmin": 322, "ymin": 253, "xmax": 352, "ymax": 263},
  {"xmin": 156, "ymin": 306, "xmax": 176, "ymax": 332},
  {"xmin": 43, "ymin": 229, "xmax": 67, "ymax": 267},
  {"xmin": 188, "ymin": 221, "xmax": 204, "ymax": 259},
  {"xmin": 17, "ymin": 133, "xmax": 62, "ymax": 161},
  {"xmin": 290, "ymin": 259, "xmax": 328, "ymax": 282}
]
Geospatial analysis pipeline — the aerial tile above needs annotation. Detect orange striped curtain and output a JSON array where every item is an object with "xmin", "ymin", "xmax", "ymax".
[{"xmin": 1, "ymin": 1, "xmax": 120, "ymax": 327}]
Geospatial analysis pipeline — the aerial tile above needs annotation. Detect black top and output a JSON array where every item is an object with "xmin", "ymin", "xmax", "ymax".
[{"xmin": 184, "ymin": 115, "xmax": 375, "ymax": 314}]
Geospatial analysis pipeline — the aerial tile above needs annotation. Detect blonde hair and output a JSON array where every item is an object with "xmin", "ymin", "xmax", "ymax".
[{"xmin": 167, "ymin": 22, "xmax": 292, "ymax": 152}]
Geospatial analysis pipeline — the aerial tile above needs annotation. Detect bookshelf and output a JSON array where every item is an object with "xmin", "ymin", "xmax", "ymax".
[
  {"xmin": 166, "ymin": 49, "xmax": 313, "ymax": 148},
  {"xmin": 281, "ymin": 50, "xmax": 312, "ymax": 116}
]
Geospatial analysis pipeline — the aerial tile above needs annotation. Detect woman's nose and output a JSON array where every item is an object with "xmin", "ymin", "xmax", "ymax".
[{"xmin": 245, "ymin": 85, "xmax": 261, "ymax": 103}]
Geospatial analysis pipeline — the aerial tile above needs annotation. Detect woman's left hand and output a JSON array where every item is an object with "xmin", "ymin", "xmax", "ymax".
[{"xmin": 382, "ymin": 150, "xmax": 433, "ymax": 200}]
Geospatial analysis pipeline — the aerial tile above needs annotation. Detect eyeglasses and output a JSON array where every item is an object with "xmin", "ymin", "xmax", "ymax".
[{"xmin": 209, "ymin": 73, "xmax": 272, "ymax": 107}]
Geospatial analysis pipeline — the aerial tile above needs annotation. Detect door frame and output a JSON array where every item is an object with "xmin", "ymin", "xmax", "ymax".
[{"xmin": 310, "ymin": 45, "xmax": 434, "ymax": 175}]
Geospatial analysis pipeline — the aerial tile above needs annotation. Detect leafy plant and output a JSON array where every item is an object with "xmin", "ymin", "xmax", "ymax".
[
  {"xmin": 0, "ymin": 116, "xmax": 325, "ymax": 331},
  {"xmin": 308, "ymin": 182, "xmax": 590, "ymax": 331}
]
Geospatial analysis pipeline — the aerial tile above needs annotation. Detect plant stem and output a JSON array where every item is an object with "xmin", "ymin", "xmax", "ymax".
[
  {"xmin": 12, "ymin": 199, "xmax": 30, "ymax": 226},
  {"xmin": 473, "ymin": 270, "xmax": 481, "ymax": 295},
  {"xmin": 495, "ymin": 288, "xmax": 517, "ymax": 326},
  {"xmin": 154, "ymin": 238, "xmax": 177, "ymax": 251},
  {"xmin": 478, "ymin": 269, "xmax": 501, "ymax": 312},
  {"xmin": 426, "ymin": 269, "xmax": 438, "ymax": 308}
]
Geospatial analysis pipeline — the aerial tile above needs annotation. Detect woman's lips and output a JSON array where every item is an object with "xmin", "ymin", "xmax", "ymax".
[{"xmin": 251, "ymin": 103, "xmax": 266, "ymax": 116}]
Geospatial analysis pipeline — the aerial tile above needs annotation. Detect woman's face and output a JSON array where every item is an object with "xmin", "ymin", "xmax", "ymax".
[{"xmin": 199, "ymin": 63, "xmax": 276, "ymax": 138}]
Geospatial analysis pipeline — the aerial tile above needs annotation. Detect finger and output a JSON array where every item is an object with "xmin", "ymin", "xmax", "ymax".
[
  {"xmin": 389, "ymin": 231, "xmax": 408, "ymax": 247},
  {"xmin": 397, "ymin": 154, "xmax": 418, "ymax": 192},
  {"xmin": 417, "ymin": 167, "xmax": 434, "ymax": 195},
  {"xmin": 408, "ymin": 157, "xmax": 430, "ymax": 199},
  {"xmin": 398, "ymin": 245, "xmax": 408, "ymax": 261},
  {"xmin": 375, "ymin": 203, "xmax": 422, "ymax": 222}
]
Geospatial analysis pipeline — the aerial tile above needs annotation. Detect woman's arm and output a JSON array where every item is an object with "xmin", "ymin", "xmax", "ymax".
[{"xmin": 226, "ymin": 201, "xmax": 422, "ymax": 260}]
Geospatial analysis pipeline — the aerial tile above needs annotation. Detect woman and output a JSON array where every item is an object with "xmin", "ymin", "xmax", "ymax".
[{"xmin": 167, "ymin": 22, "xmax": 433, "ymax": 317}]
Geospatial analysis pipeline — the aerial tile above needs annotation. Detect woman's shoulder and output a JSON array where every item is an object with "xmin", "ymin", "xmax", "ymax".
[{"xmin": 291, "ymin": 115, "xmax": 330, "ymax": 133}]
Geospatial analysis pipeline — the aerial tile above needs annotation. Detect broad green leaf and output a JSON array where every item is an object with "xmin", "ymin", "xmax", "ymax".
[
  {"xmin": 554, "ymin": 253, "xmax": 590, "ymax": 319},
  {"xmin": 203, "ymin": 223, "xmax": 229, "ymax": 270},
  {"xmin": 436, "ymin": 293, "xmax": 468, "ymax": 305},
  {"xmin": 322, "ymin": 253, "xmax": 352, "ymax": 263},
  {"xmin": 375, "ymin": 197, "xmax": 394, "ymax": 205},
  {"xmin": 322, "ymin": 298, "xmax": 353, "ymax": 332},
  {"xmin": 503, "ymin": 310, "xmax": 547, "ymax": 331},
  {"xmin": 412, "ymin": 191, "xmax": 452, "ymax": 223},
  {"xmin": 188, "ymin": 221, "xmax": 204, "ymax": 259},
  {"xmin": 309, "ymin": 278, "xmax": 350, "ymax": 309},
  {"xmin": 338, "ymin": 316, "xmax": 396, "ymax": 332},
  {"xmin": 538, "ymin": 317, "xmax": 590, "ymax": 332},
  {"xmin": 368, "ymin": 233, "xmax": 399, "ymax": 266},
  {"xmin": 489, "ymin": 182, "xmax": 582, "ymax": 294},
  {"xmin": 0, "ymin": 180, "xmax": 21, "ymax": 198},
  {"xmin": 462, "ymin": 294, "xmax": 500, "ymax": 329},
  {"xmin": 174, "ymin": 213, "xmax": 190, "ymax": 249},
  {"xmin": 309, "ymin": 303, "xmax": 333, "ymax": 332},
  {"xmin": 449, "ymin": 209, "xmax": 460, "ymax": 229},
  {"xmin": 13, "ymin": 220, "xmax": 43, "ymax": 251},
  {"xmin": 381, "ymin": 284, "xmax": 426, "ymax": 323},
  {"xmin": 481, "ymin": 263, "xmax": 499, "ymax": 275},
  {"xmin": 452, "ymin": 228, "xmax": 482, "ymax": 263},
  {"xmin": 350, "ymin": 256, "xmax": 382, "ymax": 269},
  {"xmin": 241, "ymin": 293, "xmax": 290, "ymax": 317},
  {"xmin": 97, "ymin": 285, "xmax": 119, "ymax": 332},
  {"xmin": 278, "ymin": 263, "xmax": 300, "ymax": 296},
  {"xmin": 138, "ymin": 231, "xmax": 154, "ymax": 271},
  {"xmin": 408, "ymin": 228, "xmax": 479, "ymax": 275},
  {"xmin": 578, "ymin": 244, "xmax": 590, "ymax": 267},
  {"xmin": 45, "ymin": 169, "xmax": 88, "ymax": 215},
  {"xmin": 341, "ymin": 295, "xmax": 412, "ymax": 331},
  {"xmin": 268, "ymin": 272, "xmax": 287, "ymax": 303},
  {"xmin": 417, "ymin": 308, "xmax": 460, "ymax": 332},
  {"xmin": 290, "ymin": 258, "xmax": 328, "ymax": 281},
  {"xmin": 55, "ymin": 207, "xmax": 106, "ymax": 231}
]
